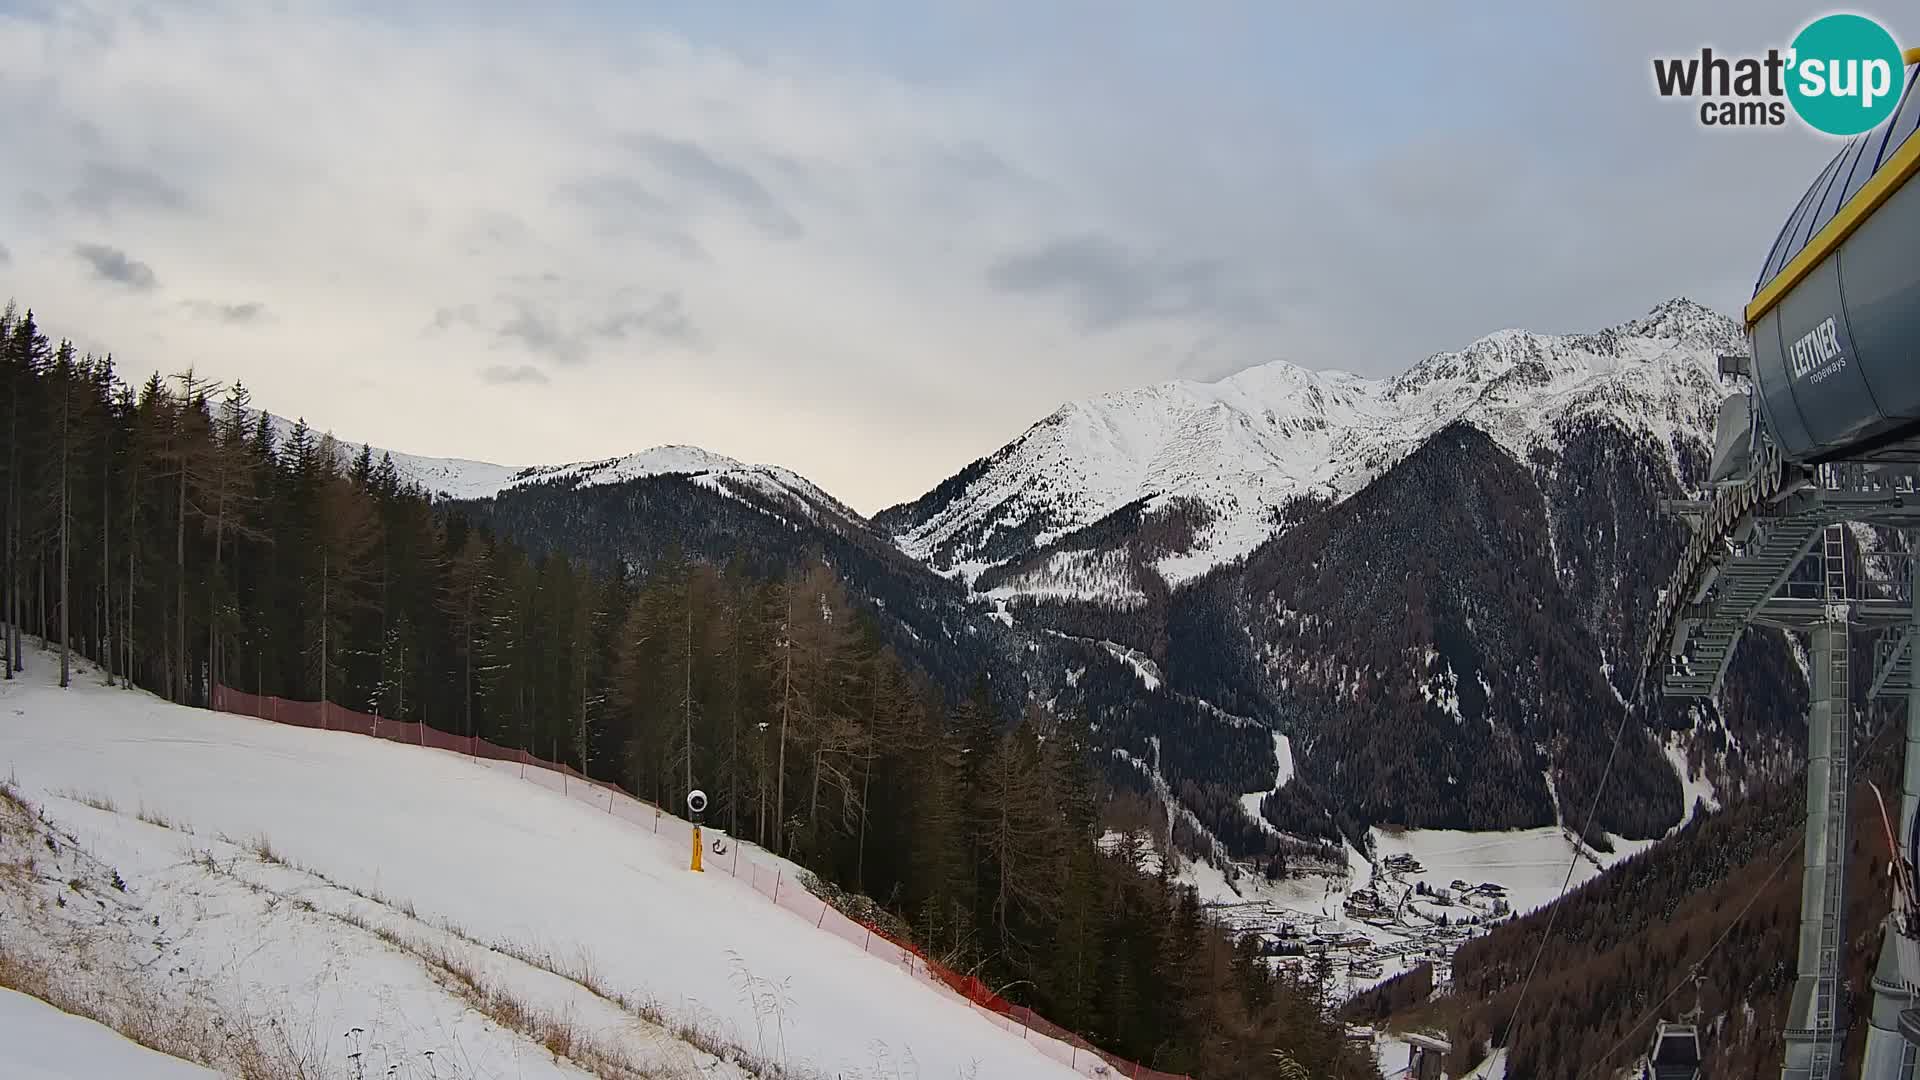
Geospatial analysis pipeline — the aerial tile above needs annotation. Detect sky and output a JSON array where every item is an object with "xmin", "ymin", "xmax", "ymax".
[{"xmin": 0, "ymin": 1, "xmax": 1897, "ymax": 513}]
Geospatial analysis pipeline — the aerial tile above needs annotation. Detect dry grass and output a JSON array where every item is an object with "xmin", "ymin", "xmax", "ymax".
[
  {"xmin": 0, "ymin": 776, "xmax": 32, "ymax": 818},
  {"xmin": 0, "ymin": 944, "xmax": 322, "ymax": 1079},
  {"xmin": 250, "ymin": 833, "xmax": 285, "ymax": 866},
  {"xmin": 0, "ymin": 792, "xmax": 321, "ymax": 1078},
  {"xmin": 405, "ymin": 937, "xmax": 672, "ymax": 1078},
  {"xmin": 53, "ymin": 788, "xmax": 117, "ymax": 815},
  {"xmin": 136, "ymin": 804, "xmax": 188, "ymax": 833}
]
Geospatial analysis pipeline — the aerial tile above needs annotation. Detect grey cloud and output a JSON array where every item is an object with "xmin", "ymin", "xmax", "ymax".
[
  {"xmin": 432, "ymin": 289, "xmax": 698, "ymax": 367},
  {"xmin": 184, "ymin": 300, "xmax": 268, "ymax": 324},
  {"xmin": 560, "ymin": 174, "xmax": 670, "ymax": 215},
  {"xmin": 74, "ymin": 243, "xmax": 158, "ymax": 290},
  {"xmin": 70, "ymin": 161, "xmax": 190, "ymax": 217},
  {"xmin": 987, "ymin": 234, "xmax": 1269, "ymax": 331},
  {"xmin": 458, "ymin": 210, "xmax": 531, "ymax": 255},
  {"xmin": 932, "ymin": 142, "xmax": 1034, "ymax": 189},
  {"xmin": 430, "ymin": 304, "xmax": 480, "ymax": 331},
  {"xmin": 555, "ymin": 176, "xmax": 706, "ymax": 260},
  {"xmin": 497, "ymin": 291, "xmax": 700, "ymax": 364},
  {"xmin": 623, "ymin": 134, "xmax": 801, "ymax": 237},
  {"xmin": 480, "ymin": 364, "xmax": 551, "ymax": 386},
  {"xmin": 596, "ymin": 292, "xmax": 696, "ymax": 345},
  {"xmin": 0, "ymin": 241, "xmax": 9, "ymax": 265},
  {"xmin": 497, "ymin": 304, "xmax": 574, "ymax": 362}
]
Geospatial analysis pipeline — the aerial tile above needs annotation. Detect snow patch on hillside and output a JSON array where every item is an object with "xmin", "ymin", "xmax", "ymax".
[
  {"xmin": 985, "ymin": 548, "xmax": 1149, "ymax": 607},
  {"xmin": 1662, "ymin": 737, "xmax": 1721, "ymax": 829},
  {"xmin": 1102, "ymin": 641, "xmax": 1164, "ymax": 691},
  {"xmin": 1238, "ymin": 731, "xmax": 1294, "ymax": 834}
]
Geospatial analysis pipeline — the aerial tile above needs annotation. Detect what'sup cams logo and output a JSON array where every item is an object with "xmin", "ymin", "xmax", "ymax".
[{"xmin": 1653, "ymin": 13, "xmax": 1910, "ymax": 135}]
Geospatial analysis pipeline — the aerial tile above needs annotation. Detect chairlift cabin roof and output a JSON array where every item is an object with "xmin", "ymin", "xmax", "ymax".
[{"xmin": 1748, "ymin": 52, "xmax": 1920, "ymax": 465}]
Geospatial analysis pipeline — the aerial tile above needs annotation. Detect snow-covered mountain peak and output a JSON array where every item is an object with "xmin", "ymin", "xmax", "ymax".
[
  {"xmin": 509, "ymin": 445, "xmax": 750, "ymax": 488},
  {"xmin": 258, "ymin": 413, "xmax": 852, "ymax": 523},
  {"xmin": 1622, "ymin": 295, "xmax": 1745, "ymax": 350},
  {"xmin": 883, "ymin": 299, "xmax": 1740, "ymax": 596}
]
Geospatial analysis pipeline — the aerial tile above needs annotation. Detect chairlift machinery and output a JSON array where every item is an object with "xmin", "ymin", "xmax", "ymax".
[{"xmin": 1640, "ymin": 50, "xmax": 1920, "ymax": 1080}]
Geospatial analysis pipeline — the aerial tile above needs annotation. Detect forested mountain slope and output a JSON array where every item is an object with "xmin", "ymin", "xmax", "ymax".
[
  {"xmin": 0, "ymin": 301, "xmax": 1376, "ymax": 1080},
  {"xmin": 1386, "ymin": 730, "xmax": 1900, "ymax": 1079},
  {"xmin": 373, "ymin": 299, "xmax": 1810, "ymax": 862}
]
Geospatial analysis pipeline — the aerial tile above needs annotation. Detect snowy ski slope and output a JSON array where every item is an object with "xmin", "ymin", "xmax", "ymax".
[
  {"xmin": 0, "ymin": 652, "xmax": 1086, "ymax": 1079},
  {"xmin": 0, "ymin": 988, "xmax": 217, "ymax": 1080}
]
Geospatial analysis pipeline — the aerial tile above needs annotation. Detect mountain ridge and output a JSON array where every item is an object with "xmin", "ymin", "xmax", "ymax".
[
  {"xmin": 278, "ymin": 296, "xmax": 1789, "ymax": 854},
  {"xmin": 875, "ymin": 297, "xmax": 1743, "ymax": 598}
]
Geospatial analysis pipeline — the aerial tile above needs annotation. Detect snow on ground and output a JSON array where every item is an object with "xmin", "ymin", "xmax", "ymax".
[
  {"xmin": 983, "ymin": 548, "xmax": 1150, "ymax": 608},
  {"xmin": 1662, "ymin": 736, "xmax": 1720, "ymax": 829},
  {"xmin": 0, "ymin": 649, "xmax": 1085, "ymax": 1080},
  {"xmin": 1459, "ymin": 1047, "xmax": 1508, "ymax": 1079},
  {"xmin": 1100, "ymin": 641, "xmax": 1163, "ymax": 691},
  {"xmin": 1237, "ymin": 731, "xmax": 1294, "ymax": 834},
  {"xmin": 1373, "ymin": 1033, "xmax": 1412, "ymax": 1079},
  {"xmin": 1368, "ymin": 825, "xmax": 1651, "ymax": 917},
  {"xmin": 0, "ymin": 988, "xmax": 218, "ymax": 1080}
]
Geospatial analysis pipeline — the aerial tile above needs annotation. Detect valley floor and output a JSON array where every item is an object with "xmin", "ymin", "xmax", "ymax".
[{"xmin": 1176, "ymin": 806, "xmax": 1662, "ymax": 1003}]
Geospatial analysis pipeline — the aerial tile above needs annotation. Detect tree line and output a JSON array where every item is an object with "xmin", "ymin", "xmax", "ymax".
[{"xmin": 0, "ymin": 302, "xmax": 1376, "ymax": 1079}]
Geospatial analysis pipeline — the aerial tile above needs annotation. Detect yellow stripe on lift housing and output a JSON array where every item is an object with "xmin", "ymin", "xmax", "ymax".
[{"xmin": 1747, "ymin": 55, "xmax": 1920, "ymax": 328}]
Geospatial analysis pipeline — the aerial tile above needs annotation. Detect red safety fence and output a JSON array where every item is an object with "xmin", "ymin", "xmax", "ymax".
[{"xmin": 209, "ymin": 685, "xmax": 1191, "ymax": 1080}]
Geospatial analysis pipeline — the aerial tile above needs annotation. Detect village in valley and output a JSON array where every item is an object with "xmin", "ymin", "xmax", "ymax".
[{"xmin": 1202, "ymin": 848, "xmax": 1512, "ymax": 995}]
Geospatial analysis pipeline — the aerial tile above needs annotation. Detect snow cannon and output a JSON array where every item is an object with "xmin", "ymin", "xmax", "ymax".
[
  {"xmin": 1742, "ymin": 52, "xmax": 1920, "ymax": 468},
  {"xmin": 687, "ymin": 789, "xmax": 708, "ymax": 873}
]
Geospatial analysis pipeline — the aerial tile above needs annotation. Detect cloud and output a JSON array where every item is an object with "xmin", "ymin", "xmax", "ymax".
[
  {"xmin": 184, "ymin": 299, "xmax": 268, "ymax": 324},
  {"xmin": 987, "ymin": 234, "xmax": 1270, "ymax": 331},
  {"xmin": 492, "ymin": 291, "xmax": 700, "ymax": 364},
  {"xmin": 595, "ymin": 292, "xmax": 697, "ymax": 345},
  {"xmin": 430, "ymin": 305, "xmax": 480, "ymax": 332},
  {"xmin": 622, "ymin": 134, "xmax": 801, "ymax": 237},
  {"xmin": 74, "ymin": 243, "xmax": 157, "ymax": 290},
  {"xmin": 480, "ymin": 363, "xmax": 551, "ymax": 386},
  {"xmin": 0, "ymin": 241, "xmax": 9, "ymax": 265},
  {"xmin": 0, "ymin": 2, "xmax": 1852, "ymax": 514},
  {"xmin": 431, "ymin": 288, "xmax": 700, "ymax": 368},
  {"xmin": 70, "ymin": 161, "xmax": 189, "ymax": 218}
]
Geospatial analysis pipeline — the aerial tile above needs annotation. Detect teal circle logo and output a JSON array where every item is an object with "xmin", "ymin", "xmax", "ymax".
[{"xmin": 1786, "ymin": 14, "xmax": 1906, "ymax": 135}]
